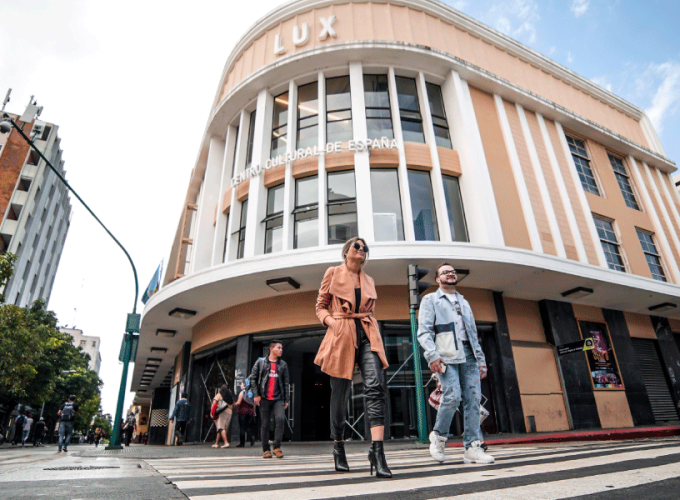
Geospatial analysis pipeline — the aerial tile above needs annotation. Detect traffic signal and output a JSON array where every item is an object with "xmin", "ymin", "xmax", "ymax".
[{"xmin": 408, "ymin": 264, "xmax": 431, "ymax": 310}]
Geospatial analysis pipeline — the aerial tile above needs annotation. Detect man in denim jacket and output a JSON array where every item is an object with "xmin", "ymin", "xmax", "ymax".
[{"xmin": 417, "ymin": 263, "xmax": 494, "ymax": 464}]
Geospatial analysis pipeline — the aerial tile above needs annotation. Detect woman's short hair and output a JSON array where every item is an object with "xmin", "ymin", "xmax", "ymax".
[{"xmin": 342, "ymin": 236, "xmax": 369, "ymax": 265}]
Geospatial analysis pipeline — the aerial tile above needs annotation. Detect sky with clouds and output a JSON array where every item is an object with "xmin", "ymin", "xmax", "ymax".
[{"xmin": 1, "ymin": 0, "xmax": 678, "ymax": 417}]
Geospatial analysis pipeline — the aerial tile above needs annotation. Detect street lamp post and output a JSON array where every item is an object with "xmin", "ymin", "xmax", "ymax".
[{"xmin": 0, "ymin": 92, "xmax": 140, "ymax": 450}]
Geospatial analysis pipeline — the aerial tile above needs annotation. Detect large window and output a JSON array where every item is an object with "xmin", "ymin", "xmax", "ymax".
[
  {"xmin": 235, "ymin": 200, "xmax": 248, "ymax": 260},
  {"xmin": 271, "ymin": 92, "xmax": 289, "ymax": 158},
  {"xmin": 395, "ymin": 76, "xmax": 425, "ymax": 143},
  {"xmin": 326, "ymin": 76, "xmax": 352, "ymax": 144},
  {"xmin": 442, "ymin": 175, "xmax": 468, "ymax": 241},
  {"xmin": 327, "ymin": 171, "xmax": 357, "ymax": 244},
  {"xmin": 263, "ymin": 184, "xmax": 284, "ymax": 254},
  {"xmin": 426, "ymin": 82, "xmax": 452, "ymax": 148},
  {"xmin": 294, "ymin": 175, "xmax": 318, "ymax": 249},
  {"xmin": 297, "ymin": 82, "xmax": 319, "ymax": 150},
  {"xmin": 408, "ymin": 169, "xmax": 438, "ymax": 241},
  {"xmin": 567, "ymin": 135, "xmax": 600, "ymax": 195},
  {"xmin": 608, "ymin": 153, "xmax": 640, "ymax": 210},
  {"xmin": 245, "ymin": 111, "xmax": 257, "ymax": 169},
  {"xmin": 364, "ymin": 75, "xmax": 393, "ymax": 140},
  {"xmin": 370, "ymin": 169, "xmax": 403, "ymax": 241},
  {"xmin": 637, "ymin": 230, "xmax": 666, "ymax": 282},
  {"xmin": 593, "ymin": 215, "xmax": 625, "ymax": 272}
]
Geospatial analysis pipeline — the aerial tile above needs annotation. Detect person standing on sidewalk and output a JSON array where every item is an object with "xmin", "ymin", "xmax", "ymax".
[
  {"xmin": 169, "ymin": 392, "xmax": 192, "ymax": 445},
  {"xmin": 250, "ymin": 340, "xmax": 290, "ymax": 459},
  {"xmin": 57, "ymin": 395, "xmax": 78, "ymax": 453},
  {"xmin": 235, "ymin": 379, "xmax": 256, "ymax": 447},
  {"xmin": 21, "ymin": 413, "xmax": 33, "ymax": 446},
  {"xmin": 11, "ymin": 413, "xmax": 25, "ymax": 446},
  {"xmin": 33, "ymin": 417, "xmax": 46, "ymax": 446},
  {"xmin": 417, "ymin": 263, "xmax": 494, "ymax": 465}
]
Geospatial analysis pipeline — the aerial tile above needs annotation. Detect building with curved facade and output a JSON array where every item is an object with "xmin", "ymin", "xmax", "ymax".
[{"xmin": 134, "ymin": 0, "xmax": 680, "ymax": 444}]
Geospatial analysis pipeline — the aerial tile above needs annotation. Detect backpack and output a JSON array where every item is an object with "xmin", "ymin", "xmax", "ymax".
[
  {"xmin": 242, "ymin": 376, "xmax": 255, "ymax": 406},
  {"xmin": 15, "ymin": 415, "xmax": 25, "ymax": 429},
  {"xmin": 61, "ymin": 402, "xmax": 75, "ymax": 421}
]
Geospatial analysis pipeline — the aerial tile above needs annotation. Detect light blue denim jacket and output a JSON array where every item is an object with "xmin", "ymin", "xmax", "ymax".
[{"xmin": 417, "ymin": 288, "xmax": 486, "ymax": 367}]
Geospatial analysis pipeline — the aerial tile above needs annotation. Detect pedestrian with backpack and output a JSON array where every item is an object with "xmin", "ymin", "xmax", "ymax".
[
  {"xmin": 57, "ymin": 395, "xmax": 78, "ymax": 453},
  {"xmin": 235, "ymin": 378, "xmax": 256, "ymax": 447}
]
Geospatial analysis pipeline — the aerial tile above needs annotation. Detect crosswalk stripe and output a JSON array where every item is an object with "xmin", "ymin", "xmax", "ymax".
[
  {"xmin": 438, "ymin": 462, "xmax": 680, "ymax": 500},
  {"xmin": 158, "ymin": 444, "xmax": 680, "ymax": 499}
]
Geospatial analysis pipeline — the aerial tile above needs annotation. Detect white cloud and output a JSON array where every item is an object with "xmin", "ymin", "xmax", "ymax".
[
  {"xmin": 567, "ymin": 51, "xmax": 574, "ymax": 64},
  {"xmin": 452, "ymin": 1, "xmax": 468, "ymax": 10},
  {"xmin": 571, "ymin": 0, "xmax": 590, "ymax": 17},
  {"xmin": 591, "ymin": 76, "xmax": 613, "ymax": 92},
  {"xmin": 645, "ymin": 61, "xmax": 680, "ymax": 133},
  {"xmin": 487, "ymin": 0, "xmax": 540, "ymax": 45}
]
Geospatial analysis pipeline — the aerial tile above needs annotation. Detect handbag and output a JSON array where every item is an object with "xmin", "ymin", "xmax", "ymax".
[
  {"xmin": 428, "ymin": 374, "xmax": 491, "ymax": 424},
  {"xmin": 215, "ymin": 400, "xmax": 228, "ymax": 415}
]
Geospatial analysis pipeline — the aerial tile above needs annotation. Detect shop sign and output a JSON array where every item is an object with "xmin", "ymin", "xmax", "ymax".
[
  {"xmin": 556, "ymin": 338, "xmax": 594, "ymax": 356},
  {"xmin": 231, "ymin": 136, "xmax": 398, "ymax": 187},
  {"xmin": 577, "ymin": 320, "xmax": 624, "ymax": 390},
  {"xmin": 274, "ymin": 15, "xmax": 337, "ymax": 56}
]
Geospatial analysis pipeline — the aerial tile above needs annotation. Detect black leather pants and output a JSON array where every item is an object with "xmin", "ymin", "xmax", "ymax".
[{"xmin": 329, "ymin": 328, "xmax": 386, "ymax": 440}]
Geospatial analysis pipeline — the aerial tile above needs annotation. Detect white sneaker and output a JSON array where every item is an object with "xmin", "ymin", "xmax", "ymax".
[
  {"xmin": 463, "ymin": 440, "xmax": 494, "ymax": 464},
  {"xmin": 429, "ymin": 431, "xmax": 447, "ymax": 462}
]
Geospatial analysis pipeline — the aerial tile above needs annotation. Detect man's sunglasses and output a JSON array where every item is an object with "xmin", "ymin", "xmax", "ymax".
[
  {"xmin": 438, "ymin": 270, "xmax": 457, "ymax": 276},
  {"xmin": 353, "ymin": 242, "xmax": 369, "ymax": 252}
]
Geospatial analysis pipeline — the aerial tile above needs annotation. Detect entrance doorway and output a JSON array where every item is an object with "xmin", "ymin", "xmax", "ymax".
[{"xmin": 252, "ymin": 333, "xmax": 330, "ymax": 441}]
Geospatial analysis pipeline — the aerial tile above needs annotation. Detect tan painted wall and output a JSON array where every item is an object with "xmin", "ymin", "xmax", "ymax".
[
  {"xmin": 582, "ymin": 138, "xmax": 660, "ymax": 279},
  {"xmin": 468, "ymin": 87, "xmax": 531, "ymax": 251},
  {"xmin": 512, "ymin": 343, "xmax": 569, "ymax": 432},
  {"xmin": 503, "ymin": 100, "xmax": 557, "ymax": 256},
  {"xmin": 624, "ymin": 312, "xmax": 656, "ymax": 339},
  {"xmin": 264, "ymin": 164, "xmax": 286, "ymax": 186},
  {"xmin": 504, "ymin": 297, "xmax": 545, "ymax": 343},
  {"xmin": 436, "ymin": 147, "xmax": 462, "ymax": 177},
  {"xmin": 524, "ymin": 110, "xmax": 579, "ymax": 261},
  {"xmin": 217, "ymin": 2, "xmax": 647, "ymax": 147},
  {"xmin": 572, "ymin": 304, "xmax": 604, "ymax": 323},
  {"xmin": 593, "ymin": 391, "xmax": 634, "ymax": 428},
  {"xmin": 192, "ymin": 284, "xmax": 496, "ymax": 354},
  {"xmin": 545, "ymin": 119, "xmax": 600, "ymax": 265},
  {"xmin": 404, "ymin": 143, "xmax": 432, "ymax": 170},
  {"xmin": 669, "ymin": 319, "xmax": 680, "ymax": 333}
]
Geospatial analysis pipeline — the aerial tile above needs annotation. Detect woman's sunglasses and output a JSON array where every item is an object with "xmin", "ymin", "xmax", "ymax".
[{"xmin": 353, "ymin": 242, "xmax": 369, "ymax": 252}]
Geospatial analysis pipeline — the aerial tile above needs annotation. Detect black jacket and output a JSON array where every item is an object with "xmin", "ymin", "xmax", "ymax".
[{"xmin": 250, "ymin": 357, "xmax": 290, "ymax": 403}]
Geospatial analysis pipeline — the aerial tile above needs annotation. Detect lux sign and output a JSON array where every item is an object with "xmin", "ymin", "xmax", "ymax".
[
  {"xmin": 231, "ymin": 136, "xmax": 398, "ymax": 187},
  {"xmin": 274, "ymin": 15, "xmax": 337, "ymax": 55}
]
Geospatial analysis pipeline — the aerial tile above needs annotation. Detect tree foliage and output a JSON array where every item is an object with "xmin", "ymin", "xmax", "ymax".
[
  {"xmin": 0, "ymin": 300, "xmax": 103, "ymax": 433},
  {"xmin": 0, "ymin": 252, "xmax": 16, "ymax": 303}
]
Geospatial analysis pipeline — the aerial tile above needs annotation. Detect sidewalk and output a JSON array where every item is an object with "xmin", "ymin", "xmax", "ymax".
[{"xmin": 58, "ymin": 422, "xmax": 680, "ymax": 459}]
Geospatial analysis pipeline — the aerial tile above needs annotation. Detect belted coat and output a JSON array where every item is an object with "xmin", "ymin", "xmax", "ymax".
[{"xmin": 314, "ymin": 264, "xmax": 389, "ymax": 380}]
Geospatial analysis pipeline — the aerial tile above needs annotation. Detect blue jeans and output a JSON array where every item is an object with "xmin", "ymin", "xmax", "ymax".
[
  {"xmin": 58, "ymin": 421, "xmax": 74, "ymax": 449},
  {"xmin": 433, "ymin": 342, "xmax": 483, "ymax": 448},
  {"xmin": 22, "ymin": 429, "xmax": 30, "ymax": 443}
]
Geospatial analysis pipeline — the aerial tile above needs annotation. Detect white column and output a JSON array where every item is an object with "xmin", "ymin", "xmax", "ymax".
[
  {"xmin": 245, "ymin": 90, "xmax": 274, "ymax": 258},
  {"xmin": 537, "ymin": 114, "xmax": 587, "ymax": 262},
  {"xmin": 554, "ymin": 122, "xmax": 607, "ymax": 268},
  {"xmin": 349, "ymin": 62, "xmax": 374, "ymax": 242},
  {"xmin": 191, "ymin": 136, "xmax": 225, "ymax": 272},
  {"xmin": 211, "ymin": 125, "xmax": 238, "ymax": 266},
  {"xmin": 442, "ymin": 70, "xmax": 504, "ymax": 246},
  {"xmin": 638, "ymin": 161, "xmax": 680, "ymax": 282},
  {"xmin": 283, "ymin": 81, "xmax": 297, "ymax": 251},
  {"xmin": 656, "ymin": 168, "xmax": 680, "ymax": 255},
  {"xmin": 494, "ymin": 94, "xmax": 542, "ymax": 253},
  {"xmin": 317, "ymin": 73, "xmax": 328, "ymax": 247},
  {"xmin": 516, "ymin": 104, "xmax": 566, "ymax": 259},
  {"xmin": 388, "ymin": 67, "xmax": 415, "ymax": 241},
  {"xmin": 417, "ymin": 72, "xmax": 451, "ymax": 242}
]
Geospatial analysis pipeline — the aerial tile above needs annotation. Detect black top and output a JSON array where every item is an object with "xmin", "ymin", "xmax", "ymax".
[{"xmin": 354, "ymin": 288, "xmax": 367, "ymax": 344}]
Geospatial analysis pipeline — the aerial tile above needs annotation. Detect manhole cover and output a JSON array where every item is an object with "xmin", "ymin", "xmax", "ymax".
[{"xmin": 43, "ymin": 466, "xmax": 121, "ymax": 471}]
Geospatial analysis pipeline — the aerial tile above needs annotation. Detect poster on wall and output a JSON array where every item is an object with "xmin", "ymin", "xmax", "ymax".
[{"xmin": 577, "ymin": 320, "xmax": 624, "ymax": 390}]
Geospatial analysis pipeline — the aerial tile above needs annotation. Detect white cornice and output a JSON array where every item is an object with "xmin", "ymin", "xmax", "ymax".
[{"xmin": 212, "ymin": 0, "xmax": 646, "ymax": 120}]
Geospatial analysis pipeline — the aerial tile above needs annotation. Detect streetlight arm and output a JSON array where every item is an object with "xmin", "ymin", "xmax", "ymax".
[{"xmin": 5, "ymin": 114, "xmax": 140, "ymax": 313}]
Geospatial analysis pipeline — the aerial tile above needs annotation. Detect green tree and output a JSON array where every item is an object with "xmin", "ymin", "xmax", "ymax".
[
  {"xmin": 92, "ymin": 413, "xmax": 112, "ymax": 437},
  {"xmin": 0, "ymin": 252, "xmax": 16, "ymax": 303}
]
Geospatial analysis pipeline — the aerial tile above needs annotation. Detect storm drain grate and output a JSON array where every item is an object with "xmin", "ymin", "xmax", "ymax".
[{"xmin": 44, "ymin": 466, "xmax": 121, "ymax": 471}]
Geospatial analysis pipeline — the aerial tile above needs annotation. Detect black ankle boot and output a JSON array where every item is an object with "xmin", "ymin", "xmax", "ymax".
[
  {"xmin": 368, "ymin": 441, "xmax": 392, "ymax": 478},
  {"xmin": 333, "ymin": 441, "xmax": 350, "ymax": 472}
]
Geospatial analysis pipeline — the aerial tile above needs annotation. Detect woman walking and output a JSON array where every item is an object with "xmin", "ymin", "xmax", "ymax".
[
  {"xmin": 315, "ymin": 236, "xmax": 392, "ymax": 478},
  {"xmin": 212, "ymin": 384, "xmax": 234, "ymax": 448},
  {"xmin": 235, "ymin": 380, "xmax": 257, "ymax": 447}
]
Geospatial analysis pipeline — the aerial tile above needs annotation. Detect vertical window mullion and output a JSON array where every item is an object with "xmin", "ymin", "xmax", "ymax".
[{"xmin": 395, "ymin": 76, "xmax": 425, "ymax": 144}]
